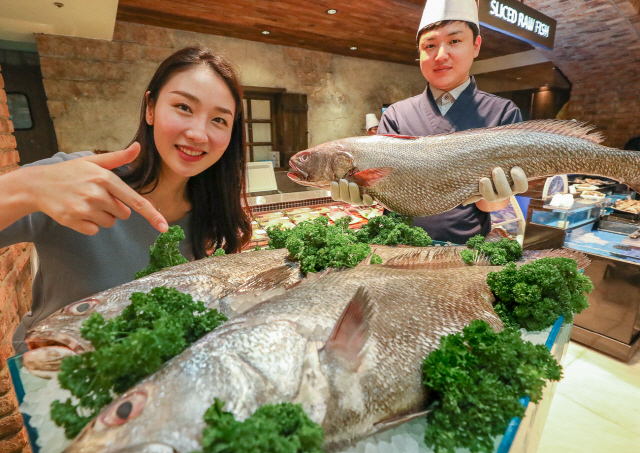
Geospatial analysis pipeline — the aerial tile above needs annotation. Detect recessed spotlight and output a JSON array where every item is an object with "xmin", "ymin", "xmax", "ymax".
[
  {"xmin": 545, "ymin": 83, "xmax": 549, "ymax": 85},
  {"xmin": 350, "ymin": 46, "xmax": 357, "ymax": 50},
  {"xmin": 327, "ymin": 9, "xmax": 338, "ymax": 14},
  {"xmin": 262, "ymin": 31, "xmax": 270, "ymax": 35},
  {"xmin": 516, "ymin": 77, "xmax": 521, "ymax": 80},
  {"xmin": 415, "ymin": 58, "xmax": 420, "ymax": 61}
]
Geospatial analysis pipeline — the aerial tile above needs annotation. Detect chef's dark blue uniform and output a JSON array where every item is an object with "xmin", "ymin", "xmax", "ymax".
[{"xmin": 378, "ymin": 76, "xmax": 522, "ymax": 244}]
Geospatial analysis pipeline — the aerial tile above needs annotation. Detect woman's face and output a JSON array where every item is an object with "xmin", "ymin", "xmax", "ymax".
[{"xmin": 146, "ymin": 65, "xmax": 236, "ymax": 180}]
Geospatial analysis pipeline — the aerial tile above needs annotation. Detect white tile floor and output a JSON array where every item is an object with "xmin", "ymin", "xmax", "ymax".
[{"xmin": 537, "ymin": 341, "xmax": 640, "ymax": 453}]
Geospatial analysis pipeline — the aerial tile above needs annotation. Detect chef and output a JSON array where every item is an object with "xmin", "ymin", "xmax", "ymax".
[
  {"xmin": 365, "ymin": 113, "xmax": 379, "ymax": 135},
  {"xmin": 333, "ymin": 0, "xmax": 529, "ymax": 244}
]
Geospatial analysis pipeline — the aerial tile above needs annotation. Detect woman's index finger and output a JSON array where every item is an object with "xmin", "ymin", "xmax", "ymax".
[{"xmin": 105, "ymin": 175, "xmax": 168, "ymax": 232}]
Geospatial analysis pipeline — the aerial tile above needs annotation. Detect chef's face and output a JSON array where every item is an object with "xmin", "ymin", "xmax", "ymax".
[{"xmin": 418, "ymin": 21, "xmax": 481, "ymax": 92}]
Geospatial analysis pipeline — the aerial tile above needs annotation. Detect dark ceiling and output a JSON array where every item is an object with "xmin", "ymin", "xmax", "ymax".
[{"xmin": 117, "ymin": 0, "xmax": 535, "ymax": 66}]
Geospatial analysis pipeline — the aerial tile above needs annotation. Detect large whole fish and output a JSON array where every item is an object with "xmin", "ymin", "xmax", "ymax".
[
  {"xmin": 22, "ymin": 246, "xmax": 436, "ymax": 378},
  {"xmin": 288, "ymin": 120, "xmax": 640, "ymax": 217},
  {"xmin": 63, "ymin": 248, "xmax": 588, "ymax": 453}
]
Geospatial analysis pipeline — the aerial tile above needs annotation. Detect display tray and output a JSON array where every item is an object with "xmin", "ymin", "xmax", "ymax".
[
  {"xmin": 595, "ymin": 218, "xmax": 640, "ymax": 236},
  {"xmin": 610, "ymin": 208, "xmax": 640, "ymax": 222},
  {"xmin": 9, "ymin": 318, "xmax": 568, "ymax": 453}
]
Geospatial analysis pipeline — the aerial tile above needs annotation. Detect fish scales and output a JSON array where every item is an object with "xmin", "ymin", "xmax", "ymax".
[
  {"xmin": 64, "ymin": 251, "xmax": 510, "ymax": 453},
  {"xmin": 288, "ymin": 120, "xmax": 640, "ymax": 217}
]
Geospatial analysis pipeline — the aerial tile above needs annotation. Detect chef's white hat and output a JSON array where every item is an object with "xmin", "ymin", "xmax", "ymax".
[
  {"xmin": 417, "ymin": 0, "xmax": 479, "ymax": 39},
  {"xmin": 366, "ymin": 113, "xmax": 379, "ymax": 130}
]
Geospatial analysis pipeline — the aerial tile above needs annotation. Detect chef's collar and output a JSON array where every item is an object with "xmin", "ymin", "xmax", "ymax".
[{"xmin": 429, "ymin": 77, "xmax": 471, "ymax": 103}]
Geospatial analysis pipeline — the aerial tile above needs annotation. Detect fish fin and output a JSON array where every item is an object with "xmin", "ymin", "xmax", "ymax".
[
  {"xmin": 520, "ymin": 248, "xmax": 591, "ymax": 270},
  {"xmin": 236, "ymin": 265, "xmax": 299, "ymax": 293},
  {"xmin": 373, "ymin": 409, "xmax": 433, "ymax": 431},
  {"xmin": 352, "ymin": 167, "xmax": 393, "ymax": 187},
  {"xmin": 381, "ymin": 134, "xmax": 420, "ymax": 140},
  {"xmin": 285, "ymin": 268, "xmax": 333, "ymax": 290},
  {"xmin": 356, "ymin": 250, "xmax": 377, "ymax": 267},
  {"xmin": 323, "ymin": 287, "xmax": 373, "ymax": 372},
  {"xmin": 449, "ymin": 119, "xmax": 605, "ymax": 144},
  {"xmin": 383, "ymin": 247, "xmax": 492, "ymax": 269}
]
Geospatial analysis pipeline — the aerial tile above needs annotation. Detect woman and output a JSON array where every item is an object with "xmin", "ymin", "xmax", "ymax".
[{"xmin": 0, "ymin": 47, "xmax": 252, "ymax": 351}]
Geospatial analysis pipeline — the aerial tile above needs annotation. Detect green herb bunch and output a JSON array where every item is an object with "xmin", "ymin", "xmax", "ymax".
[
  {"xmin": 192, "ymin": 398, "xmax": 324, "ymax": 453},
  {"xmin": 487, "ymin": 257, "xmax": 593, "ymax": 331},
  {"xmin": 266, "ymin": 214, "xmax": 431, "ymax": 274},
  {"xmin": 460, "ymin": 234, "xmax": 523, "ymax": 265},
  {"xmin": 135, "ymin": 225, "xmax": 189, "ymax": 279},
  {"xmin": 51, "ymin": 287, "xmax": 227, "ymax": 438},
  {"xmin": 422, "ymin": 319, "xmax": 562, "ymax": 453},
  {"xmin": 354, "ymin": 212, "xmax": 433, "ymax": 246}
]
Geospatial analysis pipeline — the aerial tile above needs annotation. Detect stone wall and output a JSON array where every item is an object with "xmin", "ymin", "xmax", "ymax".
[
  {"xmin": 529, "ymin": 0, "xmax": 640, "ymax": 147},
  {"xmin": 0, "ymin": 64, "xmax": 33, "ymax": 453},
  {"xmin": 36, "ymin": 21, "xmax": 427, "ymax": 154}
]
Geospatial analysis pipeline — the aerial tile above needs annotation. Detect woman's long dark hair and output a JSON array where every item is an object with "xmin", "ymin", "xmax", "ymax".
[{"xmin": 115, "ymin": 46, "xmax": 251, "ymax": 258}]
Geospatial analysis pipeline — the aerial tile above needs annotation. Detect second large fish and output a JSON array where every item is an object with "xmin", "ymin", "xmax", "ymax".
[{"xmin": 288, "ymin": 120, "xmax": 640, "ymax": 217}]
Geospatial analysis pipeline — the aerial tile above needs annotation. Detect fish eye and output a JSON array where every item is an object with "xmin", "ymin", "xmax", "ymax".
[
  {"xmin": 64, "ymin": 298, "xmax": 100, "ymax": 316},
  {"xmin": 298, "ymin": 152, "xmax": 310, "ymax": 162},
  {"xmin": 99, "ymin": 390, "xmax": 148, "ymax": 428}
]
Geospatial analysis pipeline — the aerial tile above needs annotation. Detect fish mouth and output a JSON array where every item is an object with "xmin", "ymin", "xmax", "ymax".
[
  {"xmin": 287, "ymin": 162, "xmax": 308, "ymax": 181},
  {"xmin": 23, "ymin": 331, "xmax": 86, "ymax": 377},
  {"xmin": 25, "ymin": 330, "xmax": 86, "ymax": 353},
  {"xmin": 287, "ymin": 163, "xmax": 329, "ymax": 189}
]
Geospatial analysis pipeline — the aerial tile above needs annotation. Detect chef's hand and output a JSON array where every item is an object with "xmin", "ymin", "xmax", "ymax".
[
  {"xmin": 330, "ymin": 179, "xmax": 374, "ymax": 206},
  {"xmin": 463, "ymin": 166, "xmax": 529, "ymax": 206},
  {"xmin": 27, "ymin": 143, "xmax": 168, "ymax": 235}
]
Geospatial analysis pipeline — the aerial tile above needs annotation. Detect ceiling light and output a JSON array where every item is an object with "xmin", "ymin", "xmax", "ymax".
[
  {"xmin": 327, "ymin": 9, "xmax": 338, "ymax": 14},
  {"xmin": 516, "ymin": 77, "xmax": 521, "ymax": 80},
  {"xmin": 545, "ymin": 83, "xmax": 549, "ymax": 85},
  {"xmin": 350, "ymin": 46, "xmax": 357, "ymax": 50},
  {"xmin": 262, "ymin": 31, "xmax": 270, "ymax": 35}
]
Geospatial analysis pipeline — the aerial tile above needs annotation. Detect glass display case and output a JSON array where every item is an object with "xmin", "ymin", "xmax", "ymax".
[{"xmin": 524, "ymin": 193, "xmax": 640, "ymax": 361}]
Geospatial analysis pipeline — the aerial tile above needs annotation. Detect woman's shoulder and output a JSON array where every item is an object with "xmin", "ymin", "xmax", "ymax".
[{"xmin": 23, "ymin": 151, "xmax": 94, "ymax": 168}]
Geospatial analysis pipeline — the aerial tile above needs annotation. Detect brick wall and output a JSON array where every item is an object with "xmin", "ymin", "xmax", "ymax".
[
  {"xmin": 0, "ymin": 65, "xmax": 33, "ymax": 452},
  {"xmin": 34, "ymin": 21, "xmax": 426, "ymax": 153},
  {"xmin": 529, "ymin": 0, "xmax": 640, "ymax": 148}
]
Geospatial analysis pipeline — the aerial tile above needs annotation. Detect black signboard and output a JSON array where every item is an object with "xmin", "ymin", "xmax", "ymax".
[{"xmin": 479, "ymin": 0, "xmax": 556, "ymax": 50}]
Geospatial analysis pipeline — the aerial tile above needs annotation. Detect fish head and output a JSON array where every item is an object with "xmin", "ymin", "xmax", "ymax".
[
  {"xmin": 63, "ymin": 340, "xmax": 274, "ymax": 453},
  {"xmin": 23, "ymin": 297, "xmax": 104, "ymax": 377},
  {"xmin": 288, "ymin": 140, "xmax": 355, "ymax": 188}
]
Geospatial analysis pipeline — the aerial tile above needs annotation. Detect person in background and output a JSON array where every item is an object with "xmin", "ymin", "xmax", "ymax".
[
  {"xmin": 0, "ymin": 46, "xmax": 252, "ymax": 352},
  {"xmin": 366, "ymin": 113, "xmax": 379, "ymax": 136},
  {"xmin": 332, "ymin": 0, "xmax": 528, "ymax": 244}
]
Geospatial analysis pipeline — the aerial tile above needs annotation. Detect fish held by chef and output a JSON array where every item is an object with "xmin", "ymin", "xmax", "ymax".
[
  {"xmin": 288, "ymin": 120, "xmax": 640, "ymax": 217},
  {"xmin": 22, "ymin": 246, "xmax": 440, "ymax": 378},
  {"xmin": 62, "ymin": 247, "xmax": 588, "ymax": 453}
]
